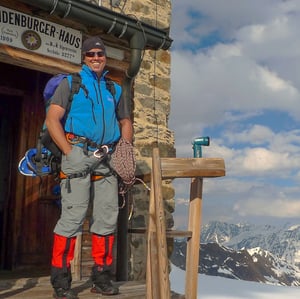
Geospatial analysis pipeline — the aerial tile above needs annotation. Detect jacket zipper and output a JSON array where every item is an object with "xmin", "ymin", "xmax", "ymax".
[{"xmin": 97, "ymin": 79, "xmax": 105, "ymax": 145}]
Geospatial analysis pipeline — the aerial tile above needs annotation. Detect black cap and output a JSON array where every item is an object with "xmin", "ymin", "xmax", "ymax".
[{"xmin": 82, "ymin": 36, "xmax": 106, "ymax": 54}]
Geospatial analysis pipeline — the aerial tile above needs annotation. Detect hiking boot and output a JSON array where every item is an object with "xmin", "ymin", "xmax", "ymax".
[
  {"xmin": 91, "ymin": 266, "xmax": 119, "ymax": 295},
  {"xmin": 53, "ymin": 288, "xmax": 78, "ymax": 299},
  {"xmin": 91, "ymin": 282, "xmax": 119, "ymax": 296}
]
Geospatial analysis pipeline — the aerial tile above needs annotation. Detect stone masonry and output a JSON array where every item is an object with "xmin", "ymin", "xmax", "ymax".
[{"xmin": 87, "ymin": 0, "xmax": 175, "ymax": 280}]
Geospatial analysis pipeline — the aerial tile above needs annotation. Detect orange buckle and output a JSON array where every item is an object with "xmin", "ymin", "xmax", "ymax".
[
  {"xmin": 91, "ymin": 174, "xmax": 104, "ymax": 181},
  {"xmin": 59, "ymin": 171, "xmax": 67, "ymax": 179},
  {"xmin": 66, "ymin": 133, "xmax": 81, "ymax": 144}
]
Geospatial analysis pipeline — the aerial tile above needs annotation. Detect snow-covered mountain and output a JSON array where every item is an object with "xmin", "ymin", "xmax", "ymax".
[
  {"xmin": 170, "ymin": 265, "xmax": 300, "ymax": 299},
  {"xmin": 171, "ymin": 241, "xmax": 300, "ymax": 286},
  {"xmin": 170, "ymin": 221, "xmax": 300, "ymax": 286},
  {"xmin": 201, "ymin": 221, "xmax": 300, "ymax": 267}
]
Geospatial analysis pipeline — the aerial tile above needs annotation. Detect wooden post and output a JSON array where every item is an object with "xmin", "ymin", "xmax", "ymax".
[
  {"xmin": 185, "ymin": 138, "xmax": 205, "ymax": 298},
  {"xmin": 143, "ymin": 154, "xmax": 225, "ymax": 298},
  {"xmin": 146, "ymin": 148, "xmax": 171, "ymax": 299},
  {"xmin": 152, "ymin": 148, "xmax": 170, "ymax": 299},
  {"xmin": 185, "ymin": 177, "xmax": 203, "ymax": 299},
  {"xmin": 146, "ymin": 174, "xmax": 159, "ymax": 299},
  {"xmin": 71, "ymin": 234, "xmax": 82, "ymax": 281},
  {"xmin": 116, "ymin": 192, "xmax": 129, "ymax": 281}
]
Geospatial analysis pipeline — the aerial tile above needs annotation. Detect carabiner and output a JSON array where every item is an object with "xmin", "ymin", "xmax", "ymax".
[{"xmin": 93, "ymin": 145, "xmax": 109, "ymax": 159}]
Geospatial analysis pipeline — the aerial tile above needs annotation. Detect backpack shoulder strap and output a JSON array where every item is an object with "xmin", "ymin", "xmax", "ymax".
[
  {"xmin": 65, "ymin": 72, "xmax": 85, "ymax": 115},
  {"xmin": 105, "ymin": 77, "xmax": 116, "ymax": 95},
  {"xmin": 70, "ymin": 72, "xmax": 81, "ymax": 95},
  {"xmin": 105, "ymin": 77, "xmax": 117, "ymax": 107},
  {"xmin": 67, "ymin": 74, "xmax": 116, "ymax": 113}
]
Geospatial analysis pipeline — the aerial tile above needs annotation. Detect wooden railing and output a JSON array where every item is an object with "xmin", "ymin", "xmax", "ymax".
[
  {"xmin": 71, "ymin": 147, "xmax": 225, "ymax": 299},
  {"xmin": 146, "ymin": 148, "xmax": 225, "ymax": 299}
]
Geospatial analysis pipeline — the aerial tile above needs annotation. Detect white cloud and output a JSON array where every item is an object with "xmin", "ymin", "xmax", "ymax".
[
  {"xmin": 170, "ymin": 0, "xmax": 300, "ymax": 225},
  {"xmin": 234, "ymin": 197, "xmax": 300, "ymax": 218},
  {"xmin": 223, "ymin": 125, "xmax": 274, "ymax": 145},
  {"xmin": 171, "ymin": 0, "xmax": 284, "ymax": 44},
  {"xmin": 242, "ymin": 147, "xmax": 292, "ymax": 172},
  {"xmin": 170, "ymin": 43, "xmax": 300, "ymax": 134}
]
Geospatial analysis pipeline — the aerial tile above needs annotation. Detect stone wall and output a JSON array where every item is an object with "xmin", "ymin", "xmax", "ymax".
[{"xmin": 88, "ymin": 0, "xmax": 175, "ymax": 280}]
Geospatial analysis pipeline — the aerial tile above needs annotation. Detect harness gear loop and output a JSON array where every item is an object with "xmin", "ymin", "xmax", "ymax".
[
  {"xmin": 61, "ymin": 146, "xmax": 111, "ymax": 193},
  {"xmin": 59, "ymin": 171, "xmax": 104, "ymax": 181}
]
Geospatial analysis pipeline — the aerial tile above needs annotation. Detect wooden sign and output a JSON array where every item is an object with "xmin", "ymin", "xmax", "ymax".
[{"xmin": 0, "ymin": 5, "xmax": 82, "ymax": 63}]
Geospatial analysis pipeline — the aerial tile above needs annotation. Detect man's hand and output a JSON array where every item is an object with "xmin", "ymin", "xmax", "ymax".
[{"xmin": 45, "ymin": 104, "xmax": 72, "ymax": 155}]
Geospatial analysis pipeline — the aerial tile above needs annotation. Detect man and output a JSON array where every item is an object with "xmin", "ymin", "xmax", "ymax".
[{"xmin": 46, "ymin": 36, "xmax": 133, "ymax": 299}]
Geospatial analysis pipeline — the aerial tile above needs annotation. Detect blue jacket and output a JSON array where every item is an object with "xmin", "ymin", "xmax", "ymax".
[{"xmin": 64, "ymin": 65, "xmax": 122, "ymax": 146}]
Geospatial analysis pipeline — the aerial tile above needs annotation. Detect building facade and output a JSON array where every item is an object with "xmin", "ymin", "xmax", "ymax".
[{"xmin": 0, "ymin": 0, "xmax": 174, "ymax": 281}]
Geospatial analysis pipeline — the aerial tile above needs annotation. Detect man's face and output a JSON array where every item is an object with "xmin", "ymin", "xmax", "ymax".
[{"xmin": 83, "ymin": 48, "xmax": 106, "ymax": 76}]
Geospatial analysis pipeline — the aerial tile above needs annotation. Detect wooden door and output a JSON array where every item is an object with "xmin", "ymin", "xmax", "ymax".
[
  {"xmin": 0, "ymin": 62, "xmax": 59, "ymax": 271},
  {"xmin": 0, "ymin": 93, "xmax": 22, "ymax": 269}
]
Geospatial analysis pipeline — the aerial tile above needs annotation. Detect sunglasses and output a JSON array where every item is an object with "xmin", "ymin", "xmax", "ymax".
[{"xmin": 85, "ymin": 51, "xmax": 105, "ymax": 58}]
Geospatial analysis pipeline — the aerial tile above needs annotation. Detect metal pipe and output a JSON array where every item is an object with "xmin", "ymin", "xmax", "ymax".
[{"xmin": 17, "ymin": 0, "xmax": 173, "ymax": 50}]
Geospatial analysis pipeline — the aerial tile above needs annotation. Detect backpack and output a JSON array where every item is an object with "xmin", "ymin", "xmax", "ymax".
[
  {"xmin": 18, "ymin": 73, "xmax": 116, "ymax": 178},
  {"xmin": 32, "ymin": 73, "xmax": 83, "ymax": 177}
]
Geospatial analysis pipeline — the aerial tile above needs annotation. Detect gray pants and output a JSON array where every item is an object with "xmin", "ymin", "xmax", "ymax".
[{"xmin": 54, "ymin": 145, "xmax": 119, "ymax": 237}]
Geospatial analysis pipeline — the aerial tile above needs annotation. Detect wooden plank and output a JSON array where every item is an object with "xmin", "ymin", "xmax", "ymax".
[
  {"xmin": 152, "ymin": 148, "xmax": 171, "ymax": 299},
  {"xmin": 0, "ymin": 45, "xmax": 80, "ymax": 75},
  {"xmin": 136, "ymin": 158, "xmax": 225, "ymax": 182},
  {"xmin": 185, "ymin": 177, "xmax": 203, "ymax": 299},
  {"xmin": 0, "ymin": 44, "xmax": 129, "ymax": 75},
  {"xmin": 129, "ymin": 228, "xmax": 192, "ymax": 238},
  {"xmin": 167, "ymin": 230, "xmax": 192, "ymax": 238},
  {"xmin": 161, "ymin": 158, "xmax": 225, "ymax": 179},
  {"xmin": 11, "ymin": 93, "xmax": 32, "ymax": 268},
  {"xmin": 0, "ymin": 0, "xmax": 30, "ymax": 12},
  {"xmin": 71, "ymin": 234, "xmax": 82, "ymax": 281},
  {"xmin": 0, "ymin": 279, "xmax": 148, "ymax": 299},
  {"xmin": 148, "ymin": 232, "xmax": 160, "ymax": 299},
  {"xmin": 146, "ymin": 171, "xmax": 159, "ymax": 299}
]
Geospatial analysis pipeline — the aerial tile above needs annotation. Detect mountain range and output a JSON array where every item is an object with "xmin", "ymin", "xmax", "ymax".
[
  {"xmin": 170, "ymin": 221, "xmax": 300, "ymax": 286},
  {"xmin": 201, "ymin": 221, "xmax": 300, "ymax": 267}
]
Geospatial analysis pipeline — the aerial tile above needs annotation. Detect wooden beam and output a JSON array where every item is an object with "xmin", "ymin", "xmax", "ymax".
[
  {"xmin": 71, "ymin": 234, "xmax": 82, "ymax": 281},
  {"xmin": 185, "ymin": 177, "xmax": 203, "ymax": 299},
  {"xmin": 129, "ymin": 228, "xmax": 192, "ymax": 238},
  {"xmin": 152, "ymin": 148, "xmax": 171, "ymax": 299},
  {"xmin": 0, "ymin": 45, "xmax": 129, "ymax": 75},
  {"xmin": 161, "ymin": 158, "xmax": 225, "ymax": 179},
  {"xmin": 0, "ymin": 45, "xmax": 80, "ymax": 74},
  {"xmin": 136, "ymin": 157, "xmax": 225, "ymax": 182},
  {"xmin": 146, "ymin": 173, "xmax": 159, "ymax": 299},
  {"xmin": 146, "ymin": 148, "xmax": 171, "ymax": 299}
]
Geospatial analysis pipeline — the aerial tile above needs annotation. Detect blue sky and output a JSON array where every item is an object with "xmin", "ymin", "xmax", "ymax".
[{"xmin": 169, "ymin": 0, "xmax": 300, "ymax": 227}]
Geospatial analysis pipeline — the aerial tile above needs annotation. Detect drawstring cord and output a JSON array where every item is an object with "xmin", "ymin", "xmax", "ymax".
[{"xmin": 118, "ymin": 177, "xmax": 151, "ymax": 221}]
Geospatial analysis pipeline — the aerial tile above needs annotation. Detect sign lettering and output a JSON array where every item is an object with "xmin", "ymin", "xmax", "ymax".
[{"xmin": 0, "ymin": 6, "xmax": 82, "ymax": 64}]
